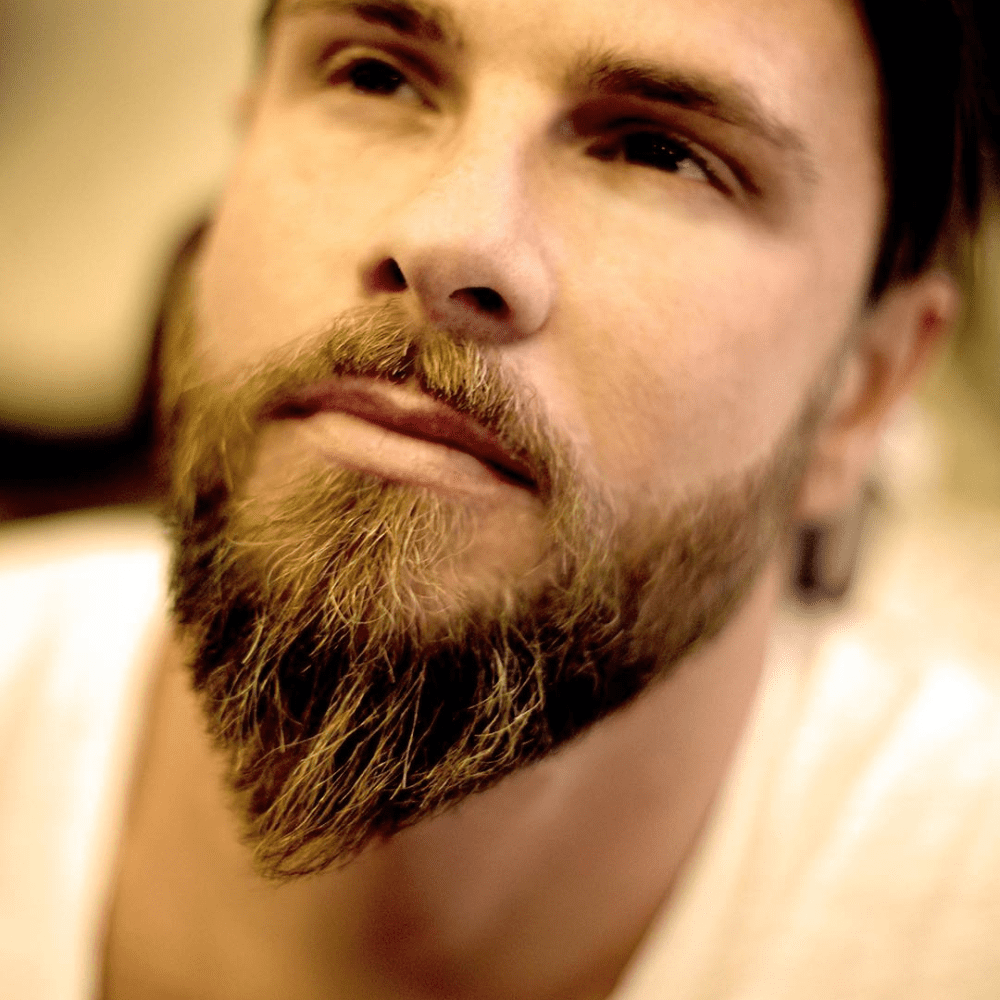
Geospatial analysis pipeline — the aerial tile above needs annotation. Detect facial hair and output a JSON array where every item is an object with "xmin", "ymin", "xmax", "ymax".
[{"xmin": 162, "ymin": 283, "xmax": 820, "ymax": 880}]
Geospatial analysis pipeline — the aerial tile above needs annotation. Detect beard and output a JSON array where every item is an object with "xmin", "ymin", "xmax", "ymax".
[{"xmin": 162, "ymin": 280, "xmax": 822, "ymax": 880}]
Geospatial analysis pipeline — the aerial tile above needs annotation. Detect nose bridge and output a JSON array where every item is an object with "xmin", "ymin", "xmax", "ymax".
[
  {"xmin": 422, "ymin": 81, "xmax": 541, "ymax": 237},
  {"xmin": 364, "ymin": 78, "xmax": 556, "ymax": 343}
]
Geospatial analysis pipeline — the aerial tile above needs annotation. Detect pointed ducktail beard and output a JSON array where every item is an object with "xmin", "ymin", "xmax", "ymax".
[{"xmin": 164, "ymin": 299, "xmax": 817, "ymax": 878}]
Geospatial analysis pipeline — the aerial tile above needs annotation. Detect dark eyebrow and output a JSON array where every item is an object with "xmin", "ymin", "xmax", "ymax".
[
  {"xmin": 282, "ymin": 0, "xmax": 463, "ymax": 47},
  {"xmin": 570, "ymin": 52, "xmax": 817, "ymax": 182}
]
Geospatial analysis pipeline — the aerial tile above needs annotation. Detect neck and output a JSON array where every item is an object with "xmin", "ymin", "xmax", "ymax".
[{"xmin": 104, "ymin": 559, "xmax": 781, "ymax": 1000}]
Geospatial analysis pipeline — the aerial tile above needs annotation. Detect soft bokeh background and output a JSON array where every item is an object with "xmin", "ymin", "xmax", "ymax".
[
  {"xmin": 0, "ymin": 0, "xmax": 259, "ymax": 433},
  {"xmin": 0, "ymin": 0, "xmax": 258, "ymax": 516},
  {"xmin": 0, "ymin": 0, "xmax": 998, "ymax": 529}
]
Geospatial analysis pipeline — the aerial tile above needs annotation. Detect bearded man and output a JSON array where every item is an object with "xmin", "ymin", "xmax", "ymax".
[{"xmin": 2, "ymin": 0, "xmax": 998, "ymax": 997}]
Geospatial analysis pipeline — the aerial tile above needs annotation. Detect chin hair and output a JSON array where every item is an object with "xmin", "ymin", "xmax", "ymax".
[
  {"xmin": 162, "ymin": 300, "xmax": 817, "ymax": 879},
  {"xmin": 169, "ymin": 458, "xmax": 786, "ymax": 878}
]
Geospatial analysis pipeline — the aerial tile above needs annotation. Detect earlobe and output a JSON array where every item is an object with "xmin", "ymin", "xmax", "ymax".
[{"xmin": 795, "ymin": 269, "xmax": 960, "ymax": 521}]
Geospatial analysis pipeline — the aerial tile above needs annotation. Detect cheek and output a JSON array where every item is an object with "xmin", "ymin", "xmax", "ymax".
[
  {"xmin": 196, "ymin": 116, "xmax": 407, "ymax": 381},
  {"xmin": 535, "ymin": 223, "xmax": 856, "ymax": 497}
]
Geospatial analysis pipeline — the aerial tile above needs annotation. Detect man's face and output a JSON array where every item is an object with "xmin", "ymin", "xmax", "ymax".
[{"xmin": 166, "ymin": 0, "xmax": 885, "ymax": 876}]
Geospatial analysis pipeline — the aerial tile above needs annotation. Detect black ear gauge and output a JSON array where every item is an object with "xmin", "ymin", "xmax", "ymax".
[{"xmin": 795, "ymin": 479, "xmax": 875, "ymax": 602}]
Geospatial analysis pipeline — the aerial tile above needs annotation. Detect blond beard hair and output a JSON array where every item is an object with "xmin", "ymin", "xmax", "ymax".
[{"xmin": 162, "ymin": 279, "xmax": 825, "ymax": 878}]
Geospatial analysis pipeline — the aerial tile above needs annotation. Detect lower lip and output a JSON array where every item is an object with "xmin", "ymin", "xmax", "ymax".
[{"xmin": 296, "ymin": 410, "xmax": 528, "ymax": 498}]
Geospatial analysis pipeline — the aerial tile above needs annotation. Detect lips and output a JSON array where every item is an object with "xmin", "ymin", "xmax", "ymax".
[{"xmin": 271, "ymin": 376, "xmax": 536, "ymax": 489}]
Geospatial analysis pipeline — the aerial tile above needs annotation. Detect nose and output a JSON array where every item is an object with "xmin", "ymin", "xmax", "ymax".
[{"xmin": 360, "ymin": 127, "xmax": 556, "ymax": 344}]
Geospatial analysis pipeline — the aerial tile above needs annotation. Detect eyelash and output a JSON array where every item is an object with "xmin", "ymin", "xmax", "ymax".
[
  {"xmin": 324, "ymin": 54, "xmax": 729, "ymax": 192},
  {"xmin": 324, "ymin": 52, "xmax": 427, "ymax": 105},
  {"xmin": 588, "ymin": 127, "xmax": 722, "ymax": 189}
]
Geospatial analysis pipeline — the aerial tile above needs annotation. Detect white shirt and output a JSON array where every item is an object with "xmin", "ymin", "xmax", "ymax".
[
  {"xmin": 619, "ymin": 500, "xmax": 1000, "ymax": 998},
  {"xmin": 0, "ymin": 510, "xmax": 168, "ymax": 1000}
]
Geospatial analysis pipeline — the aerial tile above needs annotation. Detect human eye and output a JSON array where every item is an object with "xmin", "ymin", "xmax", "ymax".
[
  {"xmin": 591, "ymin": 126, "xmax": 724, "ymax": 188},
  {"xmin": 580, "ymin": 111, "xmax": 747, "ymax": 196},
  {"xmin": 618, "ymin": 132, "xmax": 710, "ymax": 180},
  {"xmin": 323, "ymin": 51, "xmax": 426, "ymax": 106}
]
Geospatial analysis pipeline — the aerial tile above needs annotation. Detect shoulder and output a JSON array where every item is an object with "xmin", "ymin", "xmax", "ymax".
[
  {"xmin": 619, "ymin": 499, "xmax": 1000, "ymax": 999},
  {"xmin": 0, "ymin": 508, "xmax": 169, "ymax": 999},
  {"xmin": 741, "ymin": 503, "xmax": 1000, "ymax": 994},
  {"xmin": 0, "ymin": 506, "xmax": 169, "ymax": 666}
]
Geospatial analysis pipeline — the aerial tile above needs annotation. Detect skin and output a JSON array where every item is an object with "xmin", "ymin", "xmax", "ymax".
[{"xmin": 102, "ymin": 0, "xmax": 958, "ymax": 996}]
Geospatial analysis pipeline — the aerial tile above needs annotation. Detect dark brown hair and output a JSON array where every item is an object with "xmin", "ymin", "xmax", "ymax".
[{"xmin": 859, "ymin": 0, "xmax": 995, "ymax": 295}]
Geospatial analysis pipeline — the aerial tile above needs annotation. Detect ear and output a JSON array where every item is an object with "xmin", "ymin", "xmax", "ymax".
[{"xmin": 795, "ymin": 270, "xmax": 960, "ymax": 521}]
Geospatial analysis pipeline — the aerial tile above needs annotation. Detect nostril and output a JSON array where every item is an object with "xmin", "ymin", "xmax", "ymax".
[
  {"xmin": 369, "ymin": 258, "xmax": 408, "ymax": 292},
  {"xmin": 387, "ymin": 259, "xmax": 407, "ymax": 288},
  {"xmin": 452, "ymin": 286, "xmax": 509, "ymax": 317}
]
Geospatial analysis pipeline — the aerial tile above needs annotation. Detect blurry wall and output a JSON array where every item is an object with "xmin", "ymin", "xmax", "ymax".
[
  {"xmin": 965, "ymin": 202, "xmax": 1000, "ymax": 427},
  {"xmin": 924, "ymin": 199, "xmax": 1000, "ymax": 506},
  {"xmin": 0, "ymin": 0, "xmax": 258, "ymax": 436}
]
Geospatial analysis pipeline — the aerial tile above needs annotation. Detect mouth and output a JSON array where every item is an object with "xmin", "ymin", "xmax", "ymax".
[{"xmin": 269, "ymin": 376, "xmax": 537, "ymax": 491}]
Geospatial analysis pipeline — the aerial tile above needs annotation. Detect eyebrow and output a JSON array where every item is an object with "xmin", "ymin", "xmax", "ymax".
[
  {"xmin": 282, "ymin": 0, "xmax": 463, "ymax": 47},
  {"xmin": 570, "ymin": 52, "xmax": 818, "ymax": 182}
]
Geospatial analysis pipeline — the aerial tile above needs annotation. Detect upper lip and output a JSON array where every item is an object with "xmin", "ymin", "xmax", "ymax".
[{"xmin": 271, "ymin": 376, "xmax": 536, "ymax": 489}]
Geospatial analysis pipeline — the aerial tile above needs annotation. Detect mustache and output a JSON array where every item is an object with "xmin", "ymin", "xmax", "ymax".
[{"xmin": 167, "ymin": 299, "xmax": 574, "ymax": 502}]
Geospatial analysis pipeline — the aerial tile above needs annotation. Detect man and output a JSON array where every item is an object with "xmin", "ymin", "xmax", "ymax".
[{"xmin": 2, "ymin": 0, "xmax": 997, "ymax": 997}]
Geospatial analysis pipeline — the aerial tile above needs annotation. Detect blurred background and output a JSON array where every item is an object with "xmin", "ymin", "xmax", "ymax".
[
  {"xmin": 0, "ymin": 0, "xmax": 258, "ymax": 518},
  {"xmin": 0, "ymin": 0, "xmax": 998, "ymax": 541}
]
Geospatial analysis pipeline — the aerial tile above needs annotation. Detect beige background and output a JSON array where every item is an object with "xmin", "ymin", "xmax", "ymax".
[{"xmin": 0, "ymin": 0, "xmax": 258, "ymax": 434}]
